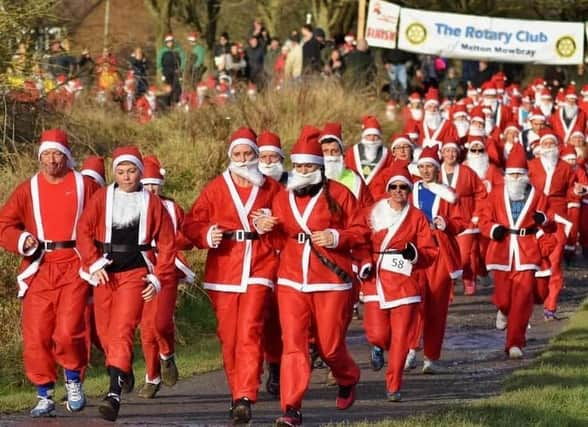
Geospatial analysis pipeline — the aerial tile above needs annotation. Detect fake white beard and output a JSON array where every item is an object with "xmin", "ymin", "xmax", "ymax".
[
  {"xmin": 258, "ymin": 161, "xmax": 284, "ymax": 180},
  {"xmin": 455, "ymin": 121, "xmax": 469, "ymax": 138},
  {"xmin": 229, "ymin": 159, "xmax": 265, "ymax": 186},
  {"xmin": 539, "ymin": 102, "xmax": 553, "ymax": 116},
  {"xmin": 362, "ymin": 139, "xmax": 382, "ymax": 162},
  {"xmin": 483, "ymin": 99, "xmax": 498, "ymax": 112},
  {"xmin": 469, "ymin": 126, "xmax": 486, "ymax": 137},
  {"xmin": 287, "ymin": 168, "xmax": 323, "ymax": 191},
  {"xmin": 410, "ymin": 108, "xmax": 423, "ymax": 121},
  {"xmin": 465, "ymin": 152, "xmax": 489, "ymax": 179},
  {"xmin": 505, "ymin": 174, "xmax": 530, "ymax": 201},
  {"xmin": 484, "ymin": 118, "xmax": 495, "ymax": 135},
  {"xmin": 441, "ymin": 110, "xmax": 450, "ymax": 120},
  {"xmin": 324, "ymin": 155, "xmax": 344, "ymax": 180},
  {"xmin": 424, "ymin": 111, "xmax": 442, "ymax": 129},
  {"xmin": 370, "ymin": 199, "xmax": 404, "ymax": 231},
  {"xmin": 112, "ymin": 188, "xmax": 142, "ymax": 228},
  {"xmin": 540, "ymin": 147, "xmax": 559, "ymax": 170},
  {"xmin": 385, "ymin": 110, "xmax": 397, "ymax": 122},
  {"xmin": 563, "ymin": 103, "xmax": 578, "ymax": 118}
]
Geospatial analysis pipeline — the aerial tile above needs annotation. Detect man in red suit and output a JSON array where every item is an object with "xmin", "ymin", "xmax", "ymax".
[
  {"xmin": 183, "ymin": 127, "xmax": 281, "ymax": 424},
  {"xmin": 480, "ymin": 81, "xmax": 513, "ymax": 133},
  {"xmin": 417, "ymin": 88, "xmax": 459, "ymax": 150},
  {"xmin": 0, "ymin": 129, "xmax": 98, "ymax": 417},
  {"xmin": 76, "ymin": 146, "xmax": 176, "ymax": 421},
  {"xmin": 550, "ymin": 85, "xmax": 587, "ymax": 144}
]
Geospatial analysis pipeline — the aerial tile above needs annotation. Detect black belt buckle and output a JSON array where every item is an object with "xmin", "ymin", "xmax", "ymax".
[
  {"xmin": 43, "ymin": 240, "xmax": 54, "ymax": 252},
  {"xmin": 297, "ymin": 233, "xmax": 307, "ymax": 244},
  {"xmin": 235, "ymin": 230, "xmax": 245, "ymax": 242},
  {"xmin": 519, "ymin": 228, "xmax": 527, "ymax": 236}
]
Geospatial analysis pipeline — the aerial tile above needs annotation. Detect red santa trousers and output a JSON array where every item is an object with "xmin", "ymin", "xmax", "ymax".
[
  {"xmin": 22, "ymin": 261, "xmax": 89, "ymax": 385},
  {"xmin": 409, "ymin": 261, "xmax": 452, "ymax": 361},
  {"xmin": 140, "ymin": 278, "xmax": 178, "ymax": 381},
  {"xmin": 208, "ymin": 285, "xmax": 270, "ymax": 403},
  {"xmin": 456, "ymin": 233, "xmax": 479, "ymax": 283},
  {"xmin": 579, "ymin": 204, "xmax": 588, "ymax": 249},
  {"xmin": 544, "ymin": 225, "xmax": 566, "ymax": 312},
  {"xmin": 363, "ymin": 301, "xmax": 417, "ymax": 393},
  {"xmin": 93, "ymin": 267, "xmax": 147, "ymax": 373},
  {"xmin": 263, "ymin": 290, "xmax": 282, "ymax": 365},
  {"xmin": 492, "ymin": 270, "xmax": 535, "ymax": 350},
  {"xmin": 276, "ymin": 286, "xmax": 360, "ymax": 412}
]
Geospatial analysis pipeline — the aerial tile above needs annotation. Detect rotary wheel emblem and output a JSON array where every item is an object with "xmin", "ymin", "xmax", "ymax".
[
  {"xmin": 406, "ymin": 23, "xmax": 427, "ymax": 45},
  {"xmin": 555, "ymin": 36, "xmax": 576, "ymax": 58}
]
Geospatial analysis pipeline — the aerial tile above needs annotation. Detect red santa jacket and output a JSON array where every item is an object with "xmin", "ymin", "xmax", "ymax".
[
  {"xmin": 417, "ymin": 119, "xmax": 459, "ymax": 149},
  {"xmin": 441, "ymin": 163, "xmax": 487, "ymax": 233},
  {"xmin": 411, "ymin": 181, "xmax": 467, "ymax": 279},
  {"xmin": 76, "ymin": 185, "xmax": 177, "ymax": 292},
  {"xmin": 479, "ymin": 184, "xmax": 551, "ymax": 271},
  {"xmin": 490, "ymin": 104, "xmax": 513, "ymax": 132},
  {"xmin": 344, "ymin": 144, "xmax": 394, "ymax": 193},
  {"xmin": 183, "ymin": 171, "xmax": 281, "ymax": 292},
  {"xmin": 0, "ymin": 170, "xmax": 98, "ymax": 297},
  {"xmin": 161, "ymin": 198, "xmax": 195, "ymax": 283},
  {"xmin": 528, "ymin": 158, "xmax": 580, "ymax": 217},
  {"xmin": 271, "ymin": 180, "xmax": 369, "ymax": 292},
  {"xmin": 463, "ymin": 161, "xmax": 504, "ymax": 194},
  {"xmin": 136, "ymin": 95, "xmax": 156, "ymax": 124},
  {"xmin": 550, "ymin": 108, "xmax": 587, "ymax": 144},
  {"xmin": 360, "ymin": 200, "xmax": 438, "ymax": 308}
]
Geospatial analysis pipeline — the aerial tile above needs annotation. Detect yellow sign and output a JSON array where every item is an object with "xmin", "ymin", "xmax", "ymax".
[
  {"xmin": 555, "ymin": 36, "xmax": 576, "ymax": 58},
  {"xmin": 405, "ymin": 22, "xmax": 427, "ymax": 45}
]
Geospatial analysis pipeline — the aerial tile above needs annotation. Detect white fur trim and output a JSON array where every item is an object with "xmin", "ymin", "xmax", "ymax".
[
  {"xmin": 417, "ymin": 157, "xmax": 440, "ymax": 169},
  {"xmin": 325, "ymin": 228, "xmax": 340, "ymax": 249},
  {"xmin": 146, "ymin": 273, "xmax": 161, "ymax": 293},
  {"xmin": 291, "ymin": 154, "xmax": 324, "ymax": 165},
  {"xmin": 141, "ymin": 178, "xmax": 164, "ymax": 185},
  {"xmin": 427, "ymin": 182, "xmax": 457, "ymax": 204},
  {"xmin": 361, "ymin": 128, "xmax": 381, "ymax": 138},
  {"xmin": 359, "ymin": 263, "xmax": 372, "ymax": 280},
  {"xmin": 391, "ymin": 137, "xmax": 413, "ymax": 149},
  {"xmin": 442, "ymin": 142, "xmax": 459, "ymax": 151},
  {"xmin": 259, "ymin": 145, "xmax": 284, "ymax": 158},
  {"xmin": 433, "ymin": 215, "xmax": 447, "ymax": 230},
  {"xmin": 228, "ymin": 138, "xmax": 258, "ymax": 156},
  {"xmin": 17, "ymin": 232, "xmax": 37, "ymax": 256},
  {"xmin": 539, "ymin": 134, "xmax": 558, "ymax": 145},
  {"xmin": 89, "ymin": 254, "xmax": 112, "ymax": 275},
  {"xmin": 277, "ymin": 278, "xmax": 352, "ymax": 292},
  {"xmin": 505, "ymin": 168, "xmax": 527, "ymax": 175},
  {"xmin": 81, "ymin": 170, "xmax": 106, "ymax": 187},
  {"xmin": 207, "ymin": 225, "xmax": 219, "ymax": 249},
  {"xmin": 568, "ymin": 202, "xmax": 581, "ymax": 208},
  {"xmin": 319, "ymin": 134, "xmax": 343, "ymax": 148},
  {"xmin": 386, "ymin": 175, "xmax": 413, "ymax": 190},
  {"xmin": 38, "ymin": 141, "xmax": 73, "ymax": 162},
  {"xmin": 113, "ymin": 154, "xmax": 144, "ymax": 172}
]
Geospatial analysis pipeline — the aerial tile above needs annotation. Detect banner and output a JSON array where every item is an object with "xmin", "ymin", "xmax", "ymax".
[
  {"xmin": 365, "ymin": 0, "xmax": 401, "ymax": 49},
  {"xmin": 397, "ymin": 7, "xmax": 584, "ymax": 64}
]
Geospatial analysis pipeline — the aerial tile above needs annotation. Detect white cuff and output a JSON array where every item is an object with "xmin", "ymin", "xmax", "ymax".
[
  {"xmin": 146, "ymin": 273, "xmax": 162, "ymax": 293},
  {"xmin": 89, "ymin": 255, "xmax": 112, "ymax": 275},
  {"xmin": 18, "ymin": 232, "xmax": 37, "ymax": 256},
  {"xmin": 325, "ymin": 229, "xmax": 340, "ymax": 248},
  {"xmin": 207, "ymin": 225, "xmax": 219, "ymax": 249},
  {"xmin": 409, "ymin": 242, "xmax": 419, "ymax": 265},
  {"xmin": 434, "ymin": 216, "xmax": 446, "ymax": 231},
  {"xmin": 490, "ymin": 223, "xmax": 500, "ymax": 240},
  {"xmin": 536, "ymin": 210, "xmax": 548, "ymax": 225},
  {"xmin": 568, "ymin": 202, "xmax": 581, "ymax": 209},
  {"xmin": 252, "ymin": 216, "xmax": 265, "ymax": 235},
  {"xmin": 471, "ymin": 216, "xmax": 479, "ymax": 225},
  {"xmin": 359, "ymin": 263, "xmax": 372, "ymax": 280}
]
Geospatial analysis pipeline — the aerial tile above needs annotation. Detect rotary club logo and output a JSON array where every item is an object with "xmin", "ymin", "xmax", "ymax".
[
  {"xmin": 555, "ymin": 36, "xmax": 576, "ymax": 58},
  {"xmin": 405, "ymin": 22, "xmax": 427, "ymax": 45}
]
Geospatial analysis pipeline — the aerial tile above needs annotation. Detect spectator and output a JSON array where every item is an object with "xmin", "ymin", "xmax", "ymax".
[
  {"xmin": 314, "ymin": 27, "xmax": 331, "ymax": 66},
  {"xmin": 264, "ymin": 38, "xmax": 281, "ymax": 81},
  {"xmin": 186, "ymin": 32, "xmax": 206, "ymax": 87},
  {"xmin": 382, "ymin": 48, "xmax": 413, "ymax": 97},
  {"xmin": 301, "ymin": 24, "xmax": 322, "ymax": 74},
  {"xmin": 245, "ymin": 36, "xmax": 265, "ymax": 87},
  {"xmin": 323, "ymin": 49, "xmax": 345, "ymax": 78},
  {"xmin": 544, "ymin": 65, "xmax": 566, "ymax": 93},
  {"xmin": 418, "ymin": 55, "xmax": 439, "ymax": 89},
  {"xmin": 213, "ymin": 32, "xmax": 231, "ymax": 73},
  {"xmin": 342, "ymin": 39, "xmax": 375, "ymax": 88},
  {"xmin": 47, "ymin": 40, "xmax": 71, "ymax": 78},
  {"xmin": 157, "ymin": 34, "xmax": 185, "ymax": 105},
  {"xmin": 439, "ymin": 67, "xmax": 462, "ymax": 101},
  {"xmin": 250, "ymin": 19, "xmax": 270, "ymax": 49},
  {"xmin": 129, "ymin": 47, "xmax": 148, "ymax": 97},
  {"xmin": 96, "ymin": 47, "xmax": 117, "ymax": 69},
  {"xmin": 568, "ymin": 63, "xmax": 588, "ymax": 87},
  {"xmin": 471, "ymin": 60, "xmax": 495, "ymax": 88},
  {"xmin": 284, "ymin": 34, "xmax": 303, "ymax": 82},
  {"xmin": 274, "ymin": 45, "xmax": 289, "ymax": 85},
  {"xmin": 226, "ymin": 43, "xmax": 247, "ymax": 80},
  {"xmin": 76, "ymin": 48, "xmax": 95, "ymax": 89},
  {"xmin": 10, "ymin": 43, "xmax": 29, "ymax": 76}
]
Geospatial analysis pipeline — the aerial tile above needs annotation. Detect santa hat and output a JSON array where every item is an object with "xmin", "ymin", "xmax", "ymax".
[
  {"xmin": 56, "ymin": 74, "xmax": 67, "ymax": 85},
  {"xmin": 570, "ymin": 128, "xmax": 585, "ymax": 140},
  {"xmin": 361, "ymin": 116, "xmax": 381, "ymax": 138},
  {"xmin": 532, "ymin": 77, "xmax": 546, "ymax": 88},
  {"xmin": 319, "ymin": 122, "xmax": 344, "ymax": 151},
  {"xmin": 481, "ymin": 81, "xmax": 497, "ymax": 96},
  {"xmin": 555, "ymin": 88, "xmax": 565, "ymax": 104},
  {"xmin": 495, "ymin": 79, "xmax": 505, "ymax": 93},
  {"xmin": 112, "ymin": 145, "xmax": 143, "ymax": 172},
  {"xmin": 503, "ymin": 122, "xmax": 521, "ymax": 134},
  {"xmin": 258, "ymin": 131, "xmax": 284, "ymax": 158},
  {"xmin": 451, "ymin": 104, "xmax": 468, "ymax": 120},
  {"xmin": 187, "ymin": 32, "xmax": 199, "ymax": 42},
  {"xmin": 528, "ymin": 106, "xmax": 546, "ymax": 122},
  {"xmin": 581, "ymin": 84, "xmax": 588, "ymax": 96},
  {"xmin": 386, "ymin": 100, "xmax": 398, "ymax": 110},
  {"xmin": 228, "ymin": 127, "xmax": 258, "ymax": 156},
  {"xmin": 565, "ymin": 84, "xmax": 578, "ymax": 100},
  {"xmin": 539, "ymin": 88, "xmax": 552, "ymax": 100},
  {"xmin": 492, "ymin": 71, "xmax": 507, "ymax": 82},
  {"xmin": 441, "ymin": 134, "xmax": 460, "ymax": 151},
  {"xmin": 38, "ymin": 129, "xmax": 74, "ymax": 165},
  {"xmin": 408, "ymin": 92, "xmax": 422, "ymax": 103},
  {"xmin": 147, "ymin": 85, "xmax": 157, "ymax": 95},
  {"xmin": 466, "ymin": 134, "xmax": 485, "ymax": 148},
  {"xmin": 424, "ymin": 88, "xmax": 439, "ymax": 108},
  {"xmin": 196, "ymin": 81, "xmax": 208, "ymax": 95},
  {"xmin": 560, "ymin": 144, "xmax": 577, "ymax": 161},
  {"xmin": 384, "ymin": 163, "xmax": 413, "ymax": 191},
  {"xmin": 164, "ymin": 34, "xmax": 174, "ymax": 42},
  {"xmin": 466, "ymin": 82, "xmax": 478, "ymax": 96},
  {"xmin": 469, "ymin": 106, "xmax": 485, "ymax": 123},
  {"xmin": 344, "ymin": 32, "xmax": 355, "ymax": 43},
  {"xmin": 81, "ymin": 155, "xmax": 106, "ymax": 187},
  {"xmin": 417, "ymin": 146, "xmax": 441, "ymax": 169},
  {"xmin": 539, "ymin": 128, "xmax": 559, "ymax": 145},
  {"xmin": 505, "ymin": 143, "xmax": 528, "ymax": 174},
  {"xmin": 141, "ymin": 155, "xmax": 166, "ymax": 185},
  {"xmin": 507, "ymin": 84, "xmax": 522, "ymax": 98},
  {"xmin": 527, "ymin": 131, "xmax": 541, "ymax": 152},
  {"xmin": 389, "ymin": 133, "xmax": 413, "ymax": 150},
  {"xmin": 291, "ymin": 125, "xmax": 323, "ymax": 165}
]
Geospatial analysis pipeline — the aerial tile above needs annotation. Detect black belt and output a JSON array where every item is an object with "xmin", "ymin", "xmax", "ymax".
[
  {"xmin": 222, "ymin": 230, "xmax": 259, "ymax": 241},
  {"xmin": 40, "ymin": 240, "xmax": 76, "ymax": 251},
  {"xmin": 373, "ymin": 249, "xmax": 402, "ymax": 255},
  {"xmin": 294, "ymin": 233, "xmax": 352, "ymax": 283},
  {"xmin": 95, "ymin": 241, "xmax": 153, "ymax": 253},
  {"xmin": 508, "ymin": 227, "xmax": 538, "ymax": 236}
]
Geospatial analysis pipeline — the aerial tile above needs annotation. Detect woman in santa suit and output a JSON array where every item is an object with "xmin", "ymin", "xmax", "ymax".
[
  {"xmin": 267, "ymin": 126, "xmax": 368, "ymax": 427},
  {"xmin": 138, "ymin": 155, "xmax": 196, "ymax": 398},
  {"xmin": 183, "ymin": 127, "xmax": 282, "ymax": 424},
  {"xmin": 76, "ymin": 146, "xmax": 176, "ymax": 422},
  {"xmin": 360, "ymin": 164, "xmax": 438, "ymax": 402}
]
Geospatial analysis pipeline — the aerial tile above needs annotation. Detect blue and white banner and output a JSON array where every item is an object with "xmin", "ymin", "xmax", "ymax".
[{"xmin": 397, "ymin": 7, "xmax": 584, "ymax": 64}]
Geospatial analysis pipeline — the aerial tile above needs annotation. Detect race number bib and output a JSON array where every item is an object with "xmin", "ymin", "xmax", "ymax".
[{"xmin": 380, "ymin": 253, "xmax": 413, "ymax": 277}]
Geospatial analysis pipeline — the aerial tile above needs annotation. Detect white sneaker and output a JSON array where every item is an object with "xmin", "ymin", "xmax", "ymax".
[
  {"xmin": 404, "ymin": 349, "xmax": 417, "ymax": 371},
  {"xmin": 496, "ymin": 310, "xmax": 507, "ymax": 330},
  {"xmin": 65, "ymin": 380, "xmax": 86, "ymax": 412},
  {"xmin": 422, "ymin": 358, "xmax": 439, "ymax": 374},
  {"xmin": 30, "ymin": 396, "xmax": 56, "ymax": 417},
  {"xmin": 508, "ymin": 346, "xmax": 523, "ymax": 359}
]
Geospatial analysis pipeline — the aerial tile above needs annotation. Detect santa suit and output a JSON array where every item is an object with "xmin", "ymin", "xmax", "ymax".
[
  {"xmin": 140, "ymin": 198, "xmax": 195, "ymax": 383},
  {"xmin": 344, "ymin": 144, "xmax": 393, "ymax": 196},
  {"xmin": 0, "ymin": 170, "xmax": 97, "ymax": 386},
  {"xmin": 136, "ymin": 95, "xmax": 157, "ymax": 124},
  {"xmin": 409, "ymin": 182, "xmax": 466, "ymax": 361},
  {"xmin": 567, "ymin": 166, "xmax": 588, "ymax": 253},
  {"xmin": 528, "ymin": 158, "xmax": 579, "ymax": 312},
  {"xmin": 270, "ymin": 181, "xmax": 366, "ymax": 412},
  {"xmin": 441, "ymin": 164, "xmax": 487, "ymax": 287},
  {"xmin": 489, "ymin": 104, "xmax": 514, "ymax": 132},
  {"xmin": 76, "ymin": 185, "xmax": 176, "ymax": 374},
  {"xmin": 417, "ymin": 120, "xmax": 459, "ymax": 149},
  {"xmin": 550, "ymin": 108, "xmax": 587, "ymax": 144},
  {"xmin": 183, "ymin": 171, "xmax": 281, "ymax": 403},
  {"xmin": 479, "ymin": 184, "xmax": 552, "ymax": 350},
  {"xmin": 361, "ymin": 201, "xmax": 437, "ymax": 393}
]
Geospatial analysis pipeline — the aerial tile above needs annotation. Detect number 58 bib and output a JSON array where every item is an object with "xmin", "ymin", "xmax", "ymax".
[{"xmin": 380, "ymin": 253, "xmax": 412, "ymax": 277}]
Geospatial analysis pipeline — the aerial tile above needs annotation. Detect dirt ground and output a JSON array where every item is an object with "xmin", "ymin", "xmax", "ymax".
[{"xmin": 2, "ymin": 261, "xmax": 587, "ymax": 427}]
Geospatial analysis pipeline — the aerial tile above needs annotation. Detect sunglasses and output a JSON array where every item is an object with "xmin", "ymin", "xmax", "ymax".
[
  {"xmin": 469, "ymin": 148, "xmax": 485, "ymax": 153},
  {"xmin": 388, "ymin": 184, "xmax": 410, "ymax": 191}
]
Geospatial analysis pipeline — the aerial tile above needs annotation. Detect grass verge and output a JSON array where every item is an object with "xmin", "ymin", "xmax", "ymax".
[{"xmin": 348, "ymin": 299, "xmax": 588, "ymax": 427}]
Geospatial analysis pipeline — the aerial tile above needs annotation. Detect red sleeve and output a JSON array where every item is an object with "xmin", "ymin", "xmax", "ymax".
[
  {"xmin": 344, "ymin": 147, "xmax": 356, "ymax": 171},
  {"xmin": 0, "ymin": 183, "xmax": 32, "ymax": 255},
  {"xmin": 478, "ymin": 190, "xmax": 500, "ymax": 239},
  {"xmin": 75, "ymin": 189, "xmax": 105, "ymax": 271},
  {"xmin": 333, "ymin": 186, "xmax": 370, "ymax": 251},
  {"xmin": 152, "ymin": 196, "xmax": 177, "ymax": 282},
  {"xmin": 444, "ymin": 200, "xmax": 468, "ymax": 235},
  {"xmin": 183, "ymin": 183, "xmax": 218, "ymax": 249},
  {"xmin": 470, "ymin": 169, "xmax": 488, "ymax": 220}
]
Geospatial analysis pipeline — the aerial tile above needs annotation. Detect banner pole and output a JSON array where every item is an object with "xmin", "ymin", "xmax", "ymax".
[{"xmin": 358, "ymin": 0, "xmax": 366, "ymax": 39}]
